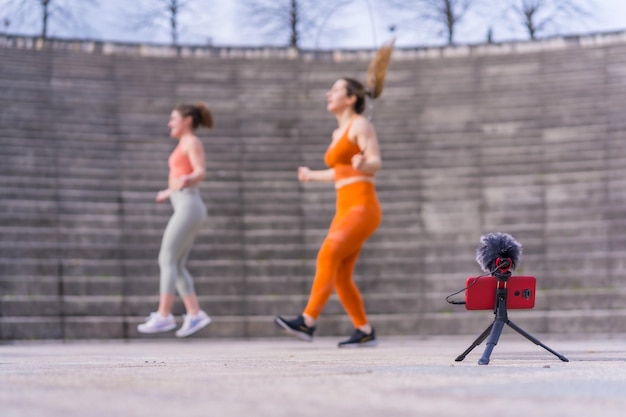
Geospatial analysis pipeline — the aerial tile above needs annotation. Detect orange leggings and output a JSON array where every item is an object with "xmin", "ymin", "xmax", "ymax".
[{"xmin": 303, "ymin": 181, "xmax": 381, "ymax": 328}]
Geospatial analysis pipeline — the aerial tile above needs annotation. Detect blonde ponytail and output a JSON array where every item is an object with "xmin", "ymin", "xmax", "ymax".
[{"xmin": 366, "ymin": 38, "xmax": 395, "ymax": 99}]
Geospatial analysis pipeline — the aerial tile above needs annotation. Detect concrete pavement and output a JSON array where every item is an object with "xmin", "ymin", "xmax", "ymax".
[{"xmin": 1, "ymin": 334, "xmax": 625, "ymax": 417}]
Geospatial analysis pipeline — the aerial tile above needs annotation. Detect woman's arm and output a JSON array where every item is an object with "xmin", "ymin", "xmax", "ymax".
[
  {"xmin": 298, "ymin": 167, "xmax": 335, "ymax": 182},
  {"xmin": 350, "ymin": 118, "xmax": 382, "ymax": 174},
  {"xmin": 156, "ymin": 188, "xmax": 172, "ymax": 203}
]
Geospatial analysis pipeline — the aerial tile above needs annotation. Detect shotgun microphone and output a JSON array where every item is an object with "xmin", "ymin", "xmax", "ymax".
[{"xmin": 475, "ymin": 232, "xmax": 522, "ymax": 274}]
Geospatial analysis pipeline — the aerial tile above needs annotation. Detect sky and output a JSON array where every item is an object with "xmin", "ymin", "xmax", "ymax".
[{"xmin": 0, "ymin": 0, "xmax": 625, "ymax": 49}]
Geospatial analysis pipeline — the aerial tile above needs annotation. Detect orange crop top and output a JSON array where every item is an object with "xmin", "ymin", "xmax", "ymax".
[
  {"xmin": 324, "ymin": 121, "xmax": 373, "ymax": 181},
  {"xmin": 168, "ymin": 143, "xmax": 193, "ymax": 182}
]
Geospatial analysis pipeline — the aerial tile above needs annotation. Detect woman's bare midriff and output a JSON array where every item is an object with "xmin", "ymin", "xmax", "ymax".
[{"xmin": 335, "ymin": 176, "xmax": 374, "ymax": 190}]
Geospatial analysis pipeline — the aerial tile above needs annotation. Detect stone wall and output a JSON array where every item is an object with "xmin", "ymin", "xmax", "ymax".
[{"xmin": 2, "ymin": 32, "xmax": 626, "ymax": 339}]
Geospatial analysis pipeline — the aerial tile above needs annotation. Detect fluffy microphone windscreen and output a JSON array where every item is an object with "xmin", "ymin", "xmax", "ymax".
[{"xmin": 475, "ymin": 232, "xmax": 522, "ymax": 273}]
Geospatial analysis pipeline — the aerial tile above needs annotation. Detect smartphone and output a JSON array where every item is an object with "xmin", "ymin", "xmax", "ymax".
[{"xmin": 465, "ymin": 276, "xmax": 536, "ymax": 310}]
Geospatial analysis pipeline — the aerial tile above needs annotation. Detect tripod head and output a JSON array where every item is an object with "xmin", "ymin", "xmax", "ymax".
[{"xmin": 493, "ymin": 257, "xmax": 512, "ymax": 281}]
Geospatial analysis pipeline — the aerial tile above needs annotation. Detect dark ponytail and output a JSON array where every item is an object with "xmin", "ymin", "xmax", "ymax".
[{"xmin": 175, "ymin": 102, "xmax": 213, "ymax": 130}]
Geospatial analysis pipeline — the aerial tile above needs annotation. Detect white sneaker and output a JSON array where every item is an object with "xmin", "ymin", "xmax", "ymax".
[
  {"xmin": 137, "ymin": 312, "xmax": 177, "ymax": 334},
  {"xmin": 176, "ymin": 310, "xmax": 212, "ymax": 338}
]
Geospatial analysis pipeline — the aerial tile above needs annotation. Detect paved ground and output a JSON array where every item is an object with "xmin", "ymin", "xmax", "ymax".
[{"xmin": 1, "ymin": 334, "xmax": 625, "ymax": 417}]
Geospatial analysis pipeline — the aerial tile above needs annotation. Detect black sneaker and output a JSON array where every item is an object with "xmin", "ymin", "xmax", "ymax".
[
  {"xmin": 338, "ymin": 328, "xmax": 378, "ymax": 348},
  {"xmin": 274, "ymin": 315, "xmax": 315, "ymax": 342}
]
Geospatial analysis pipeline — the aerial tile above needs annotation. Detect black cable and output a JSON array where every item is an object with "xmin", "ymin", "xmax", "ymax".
[{"xmin": 445, "ymin": 264, "xmax": 507, "ymax": 305}]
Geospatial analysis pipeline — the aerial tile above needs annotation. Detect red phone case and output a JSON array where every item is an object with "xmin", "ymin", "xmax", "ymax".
[{"xmin": 465, "ymin": 276, "xmax": 536, "ymax": 310}]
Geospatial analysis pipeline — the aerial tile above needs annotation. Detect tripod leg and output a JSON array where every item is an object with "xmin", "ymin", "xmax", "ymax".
[
  {"xmin": 478, "ymin": 320, "xmax": 505, "ymax": 365},
  {"xmin": 507, "ymin": 320, "xmax": 569, "ymax": 362},
  {"xmin": 455, "ymin": 323, "xmax": 493, "ymax": 362}
]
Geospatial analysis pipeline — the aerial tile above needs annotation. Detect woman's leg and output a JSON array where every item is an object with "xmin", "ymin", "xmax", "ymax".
[
  {"xmin": 176, "ymin": 241, "xmax": 201, "ymax": 316},
  {"xmin": 303, "ymin": 206, "xmax": 379, "ymax": 321},
  {"xmin": 334, "ymin": 248, "xmax": 371, "ymax": 331},
  {"xmin": 302, "ymin": 216, "xmax": 349, "ymax": 321},
  {"xmin": 157, "ymin": 190, "xmax": 206, "ymax": 314},
  {"xmin": 157, "ymin": 294, "xmax": 175, "ymax": 317},
  {"xmin": 175, "ymin": 192, "xmax": 207, "ymax": 315},
  {"xmin": 157, "ymin": 213, "xmax": 185, "ymax": 314}
]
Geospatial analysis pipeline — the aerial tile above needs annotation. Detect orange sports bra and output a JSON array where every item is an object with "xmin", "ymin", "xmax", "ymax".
[
  {"xmin": 168, "ymin": 143, "xmax": 193, "ymax": 181},
  {"xmin": 324, "ymin": 121, "xmax": 373, "ymax": 181}
]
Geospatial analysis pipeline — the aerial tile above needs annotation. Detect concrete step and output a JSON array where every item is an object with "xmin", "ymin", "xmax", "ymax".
[
  {"xmin": 3, "ymin": 309, "xmax": 626, "ymax": 340},
  {"xmin": 0, "ymin": 293, "xmax": 428, "ymax": 317}
]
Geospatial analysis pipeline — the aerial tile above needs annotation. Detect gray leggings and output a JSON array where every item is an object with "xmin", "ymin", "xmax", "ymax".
[{"xmin": 158, "ymin": 188, "xmax": 207, "ymax": 297}]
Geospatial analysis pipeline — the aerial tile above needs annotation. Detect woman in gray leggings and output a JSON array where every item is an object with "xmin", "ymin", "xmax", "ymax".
[{"xmin": 137, "ymin": 102, "xmax": 213, "ymax": 338}]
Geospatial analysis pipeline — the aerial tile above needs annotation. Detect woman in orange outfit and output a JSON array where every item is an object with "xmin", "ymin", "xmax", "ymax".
[{"xmin": 275, "ymin": 77, "xmax": 383, "ymax": 347}]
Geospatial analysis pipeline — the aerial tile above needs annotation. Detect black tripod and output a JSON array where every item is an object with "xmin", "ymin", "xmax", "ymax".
[{"xmin": 455, "ymin": 269, "xmax": 569, "ymax": 365}]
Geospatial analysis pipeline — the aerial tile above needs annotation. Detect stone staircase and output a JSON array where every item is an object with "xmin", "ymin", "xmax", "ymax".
[{"xmin": 2, "ymin": 33, "xmax": 626, "ymax": 340}]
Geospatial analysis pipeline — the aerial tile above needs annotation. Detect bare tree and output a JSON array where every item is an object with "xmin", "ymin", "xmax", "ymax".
[
  {"xmin": 241, "ymin": 0, "xmax": 353, "ymax": 49},
  {"xmin": 506, "ymin": 0, "xmax": 593, "ymax": 40},
  {"xmin": 0, "ymin": 0, "xmax": 97, "ymax": 39},
  {"xmin": 128, "ymin": 0, "xmax": 211, "ymax": 46},
  {"xmin": 383, "ymin": 0, "xmax": 478, "ymax": 45}
]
